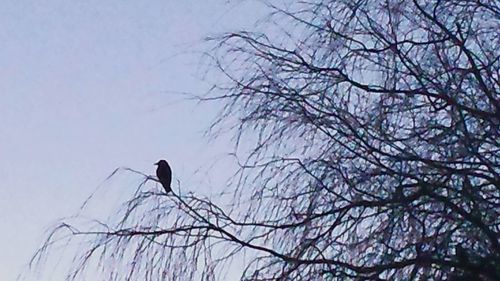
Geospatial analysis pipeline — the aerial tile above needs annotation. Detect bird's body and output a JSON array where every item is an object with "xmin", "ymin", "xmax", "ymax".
[{"xmin": 155, "ymin": 159, "xmax": 172, "ymax": 194}]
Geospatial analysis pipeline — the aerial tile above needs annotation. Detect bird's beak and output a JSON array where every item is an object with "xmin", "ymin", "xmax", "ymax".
[{"xmin": 154, "ymin": 161, "xmax": 159, "ymax": 165}]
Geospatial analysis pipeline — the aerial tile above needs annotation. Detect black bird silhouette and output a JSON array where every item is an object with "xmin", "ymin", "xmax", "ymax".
[{"xmin": 155, "ymin": 159, "xmax": 172, "ymax": 194}]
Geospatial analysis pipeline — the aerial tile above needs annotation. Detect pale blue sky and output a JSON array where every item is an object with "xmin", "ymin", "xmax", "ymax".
[{"xmin": 0, "ymin": 1, "xmax": 266, "ymax": 279}]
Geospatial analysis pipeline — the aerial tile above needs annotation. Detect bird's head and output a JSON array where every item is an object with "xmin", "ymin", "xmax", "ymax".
[{"xmin": 155, "ymin": 159, "xmax": 167, "ymax": 166}]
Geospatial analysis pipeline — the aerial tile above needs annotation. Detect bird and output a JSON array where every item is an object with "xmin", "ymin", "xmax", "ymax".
[{"xmin": 155, "ymin": 159, "xmax": 172, "ymax": 194}]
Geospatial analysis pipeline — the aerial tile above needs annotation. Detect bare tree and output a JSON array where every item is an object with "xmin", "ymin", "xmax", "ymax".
[{"xmin": 30, "ymin": 1, "xmax": 499, "ymax": 280}]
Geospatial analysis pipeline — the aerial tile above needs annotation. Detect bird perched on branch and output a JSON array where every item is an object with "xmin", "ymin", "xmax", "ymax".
[{"xmin": 155, "ymin": 159, "xmax": 172, "ymax": 194}]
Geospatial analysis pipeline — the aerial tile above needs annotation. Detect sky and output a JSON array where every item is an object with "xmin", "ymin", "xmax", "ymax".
[{"xmin": 0, "ymin": 1, "xmax": 267, "ymax": 280}]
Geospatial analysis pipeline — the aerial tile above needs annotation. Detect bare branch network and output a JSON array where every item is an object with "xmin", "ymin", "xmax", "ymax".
[{"xmin": 30, "ymin": 1, "xmax": 499, "ymax": 280}]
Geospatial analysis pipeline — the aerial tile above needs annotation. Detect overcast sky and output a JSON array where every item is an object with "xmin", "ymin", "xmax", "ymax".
[{"xmin": 0, "ymin": 1, "xmax": 266, "ymax": 279}]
